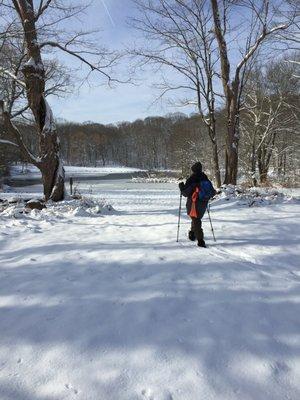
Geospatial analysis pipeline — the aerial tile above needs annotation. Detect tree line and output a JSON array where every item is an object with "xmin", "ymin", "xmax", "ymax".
[
  {"xmin": 46, "ymin": 65, "xmax": 300, "ymax": 186},
  {"xmin": 2, "ymin": 56, "xmax": 299, "ymax": 187}
]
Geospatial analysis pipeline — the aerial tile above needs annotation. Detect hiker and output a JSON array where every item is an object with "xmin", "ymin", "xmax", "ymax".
[{"xmin": 179, "ymin": 162, "xmax": 216, "ymax": 248}]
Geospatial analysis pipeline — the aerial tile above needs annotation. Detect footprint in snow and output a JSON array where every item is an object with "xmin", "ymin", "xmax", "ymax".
[
  {"xmin": 65, "ymin": 383, "xmax": 78, "ymax": 395},
  {"xmin": 141, "ymin": 389, "xmax": 154, "ymax": 400},
  {"xmin": 271, "ymin": 360, "xmax": 290, "ymax": 377}
]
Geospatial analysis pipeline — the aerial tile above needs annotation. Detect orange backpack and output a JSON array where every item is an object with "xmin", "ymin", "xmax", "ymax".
[{"xmin": 189, "ymin": 186, "xmax": 200, "ymax": 218}]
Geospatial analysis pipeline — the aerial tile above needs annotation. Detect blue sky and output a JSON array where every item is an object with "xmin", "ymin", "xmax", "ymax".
[
  {"xmin": 49, "ymin": 0, "xmax": 194, "ymax": 124},
  {"xmin": 48, "ymin": 0, "xmax": 271, "ymax": 125}
]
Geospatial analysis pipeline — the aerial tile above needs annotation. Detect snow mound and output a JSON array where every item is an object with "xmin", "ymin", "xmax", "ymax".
[
  {"xmin": 132, "ymin": 176, "xmax": 178, "ymax": 184},
  {"xmin": 216, "ymin": 185, "xmax": 299, "ymax": 207},
  {"xmin": 0, "ymin": 203, "xmax": 26, "ymax": 218},
  {"xmin": 0, "ymin": 197, "xmax": 114, "ymax": 221}
]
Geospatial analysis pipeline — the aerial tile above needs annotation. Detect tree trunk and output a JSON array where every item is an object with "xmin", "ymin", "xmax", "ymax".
[
  {"xmin": 257, "ymin": 148, "xmax": 268, "ymax": 184},
  {"xmin": 250, "ymin": 137, "xmax": 257, "ymax": 187},
  {"xmin": 210, "ymin": 0, "xmax": 239, "ymax": 185},
  {"xmin": 12, "ymin": 0, "xmax": 65, "ymax": 201},
  {"xmin": 259, "ymin": 167, "xmax": 268, "ymax": 184},
  {"xmin": 40, "ymin": 156, "xmax": 65, "ymax": 201},
  {"xmin": 212, "ymin": 140, "xmax": 221, "ymax": 187},
  {"xmin": 223, "ymin": 96, "xmax": 239, "ymax": 185},
  {"xmin": 204, "ymin": 115, "xmax": 222, "ymax": 187}
]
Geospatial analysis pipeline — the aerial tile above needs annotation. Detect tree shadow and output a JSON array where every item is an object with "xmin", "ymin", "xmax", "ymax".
[
  {"xmin": 0, "ymin": 200, "xmax": 300, "ymax": 398},
  {"xmin": 0, "ymin": 247, "xmax": 300, "ymax": 399}
]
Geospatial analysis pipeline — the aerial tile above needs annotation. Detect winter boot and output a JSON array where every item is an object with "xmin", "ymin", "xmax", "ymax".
[
  {"xmin": 197, "ymin": 239, "xmax": 207, "ymax": 248},
  {"xmin": 188, "ymin": 230, "xmax": 196, "ymax": 241}
]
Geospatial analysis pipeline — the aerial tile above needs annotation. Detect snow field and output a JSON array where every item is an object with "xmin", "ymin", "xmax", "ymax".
[
  {"xmin": 0, "ymin": 182, "xmax": 300, "ymax": 400},
  {"xmin": 8, "ymin": 165, "xmax": 144, "ymax": 180}
]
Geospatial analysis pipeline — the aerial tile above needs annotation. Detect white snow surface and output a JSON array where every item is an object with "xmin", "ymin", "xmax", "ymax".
[
  {"xmin": 0, "ymin": 181, "xmax": 300, "ymax": 400},
  {"xmin": 9, "ymin": 165, "xmax": 143, "ymax": 180}
]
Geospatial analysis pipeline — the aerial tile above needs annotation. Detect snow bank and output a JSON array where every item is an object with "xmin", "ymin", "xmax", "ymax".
[
  {"xmin": 0, "ymin": 197, "xmax": 114, "ymax": 222},
  {"xmin": 132, "ymin": 176, "xmax": 178, "ymax": 184},
  {"xmin": 215, "ymin": 185, "xmax": 299, "ymax": 207},
  {"xmin": 132, "ymin": 171, "xmax": 179, "ymax": 184}
]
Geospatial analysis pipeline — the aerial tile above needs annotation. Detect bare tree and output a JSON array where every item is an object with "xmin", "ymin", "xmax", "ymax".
[
  {"xmin": 241, "ymin": 59, "xmax": 300, "ymax": 184},
  {"xmin": 131, "ymin": 0, "xmax": 222, "ymax": 186},
  {"xmin": 274, "ymin": 0, "xmax": 300, "ymax": 74},
  {"xmin": 210, "ymin": 0, "xmax": 295, "ymax": 184},
  {"xmin": 0, "ymin": 38, "xmax": 71, "ymax": 121},
  {"xmin": 0, "ymin": 0, "xmax": 120, "ymax": 201}
]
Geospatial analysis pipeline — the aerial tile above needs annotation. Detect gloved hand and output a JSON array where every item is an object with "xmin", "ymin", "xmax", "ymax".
[{"xmin": 178, "ymin": 182, "xmax": 185, "ymax": 191}]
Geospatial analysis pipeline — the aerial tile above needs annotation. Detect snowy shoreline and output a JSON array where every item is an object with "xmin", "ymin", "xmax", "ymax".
[{"xmin": 3, "ymin": 165, "xmax": 149, "ymax": 188}]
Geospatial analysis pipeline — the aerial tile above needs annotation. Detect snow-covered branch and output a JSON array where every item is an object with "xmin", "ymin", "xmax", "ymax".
[
  {"xmin": 0, "ymin": 66, "xmax": 26, "ymax": 88},
  {"xmin": 0, "ymin": 99, "xmax": 40, "ymax": 166},
  {"xmin": 236, "ymin": 24, "xmax": 289, "ymax": 77},
  {"xmin": 0, "ymin": 139, "xmax": 19, "ymax": 147}
]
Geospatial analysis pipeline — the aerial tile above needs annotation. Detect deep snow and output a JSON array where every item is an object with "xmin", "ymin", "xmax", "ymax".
[{"xmin": 0, "ymin": 180, "xmax": 300, "ymax": 400}]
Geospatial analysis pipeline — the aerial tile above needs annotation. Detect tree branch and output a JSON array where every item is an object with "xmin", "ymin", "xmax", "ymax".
[
  {"xmin": 236, "ymin": 24, "xmax": 289, "ymax": 77},
  {"xmin": 0, "ymin": 66, "xmax": 26, "ymax": 88},
  {"xmin": 0, "ymin": 100, "xmax": 40, "ymax": 166},
  {"xmin": 0, "ymin": 139, "xmax": 19, "ymax": 147},
  {"xmin": 39, "ymin": 41, "xmax": 122, "ymax": 83}
]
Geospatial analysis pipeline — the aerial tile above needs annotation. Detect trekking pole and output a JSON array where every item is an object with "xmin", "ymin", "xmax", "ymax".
[
  {"xmin": 207, "ymin": 202, "xmax": 216, "ymax": 242},
  {"xmin": 176, "ymin": 193, "xmax": 183, "ymax": 242}
]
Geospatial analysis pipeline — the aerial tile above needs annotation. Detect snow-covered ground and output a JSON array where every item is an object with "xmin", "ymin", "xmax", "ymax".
[
  {"xmin": 9, "ymin": 165, "xmax": 143, "ymax": 180},
  {"xmin": 0, "ymin": 181, "xmax": 300, "ymax": 400}
]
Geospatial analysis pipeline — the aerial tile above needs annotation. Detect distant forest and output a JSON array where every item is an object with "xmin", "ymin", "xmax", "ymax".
[
  {"xmin": 2, "ymin": 90, "xmax": 299, "ymax": 186},
  {"xmin": 2, "ymin": 56, "xmax": 299, "ymax": 187},
  {"xmin": 1, "ymin": 34, "xmax": 300, "ymax": 188}
]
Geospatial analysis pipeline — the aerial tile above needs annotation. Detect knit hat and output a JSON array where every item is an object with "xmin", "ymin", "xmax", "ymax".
[{"xmin": 191, "ymin": 162, "xmax": 202, "ymax": 174}]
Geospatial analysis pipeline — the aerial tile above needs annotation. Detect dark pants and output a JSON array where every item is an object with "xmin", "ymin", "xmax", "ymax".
[{"xmin": 191, "ymin": 217, "xmax": 204, "ymax": 241}]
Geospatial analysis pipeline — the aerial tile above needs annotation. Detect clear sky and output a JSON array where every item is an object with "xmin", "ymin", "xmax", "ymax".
[
  {"xmin": 49, "ymin": 0, "xmax": 194, "ymax": 125},
  {"xmin": 48, "ymin": 0, "xmax": 273, "ymax": 125}
]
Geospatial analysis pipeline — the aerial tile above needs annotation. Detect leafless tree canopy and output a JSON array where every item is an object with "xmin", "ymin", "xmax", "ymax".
[
  {"xmin": 131, "ymin": 0, "xmax": 299, "ymax": 184},
  {"xmin": 0, "ymin": 0, "xmax": 122, "ymax": 200}
]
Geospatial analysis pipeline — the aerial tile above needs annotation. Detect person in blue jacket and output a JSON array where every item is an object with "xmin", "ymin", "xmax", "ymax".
[{"xmin": 179, "ymin": 162, "xmax": 216, "ymax": 247}]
